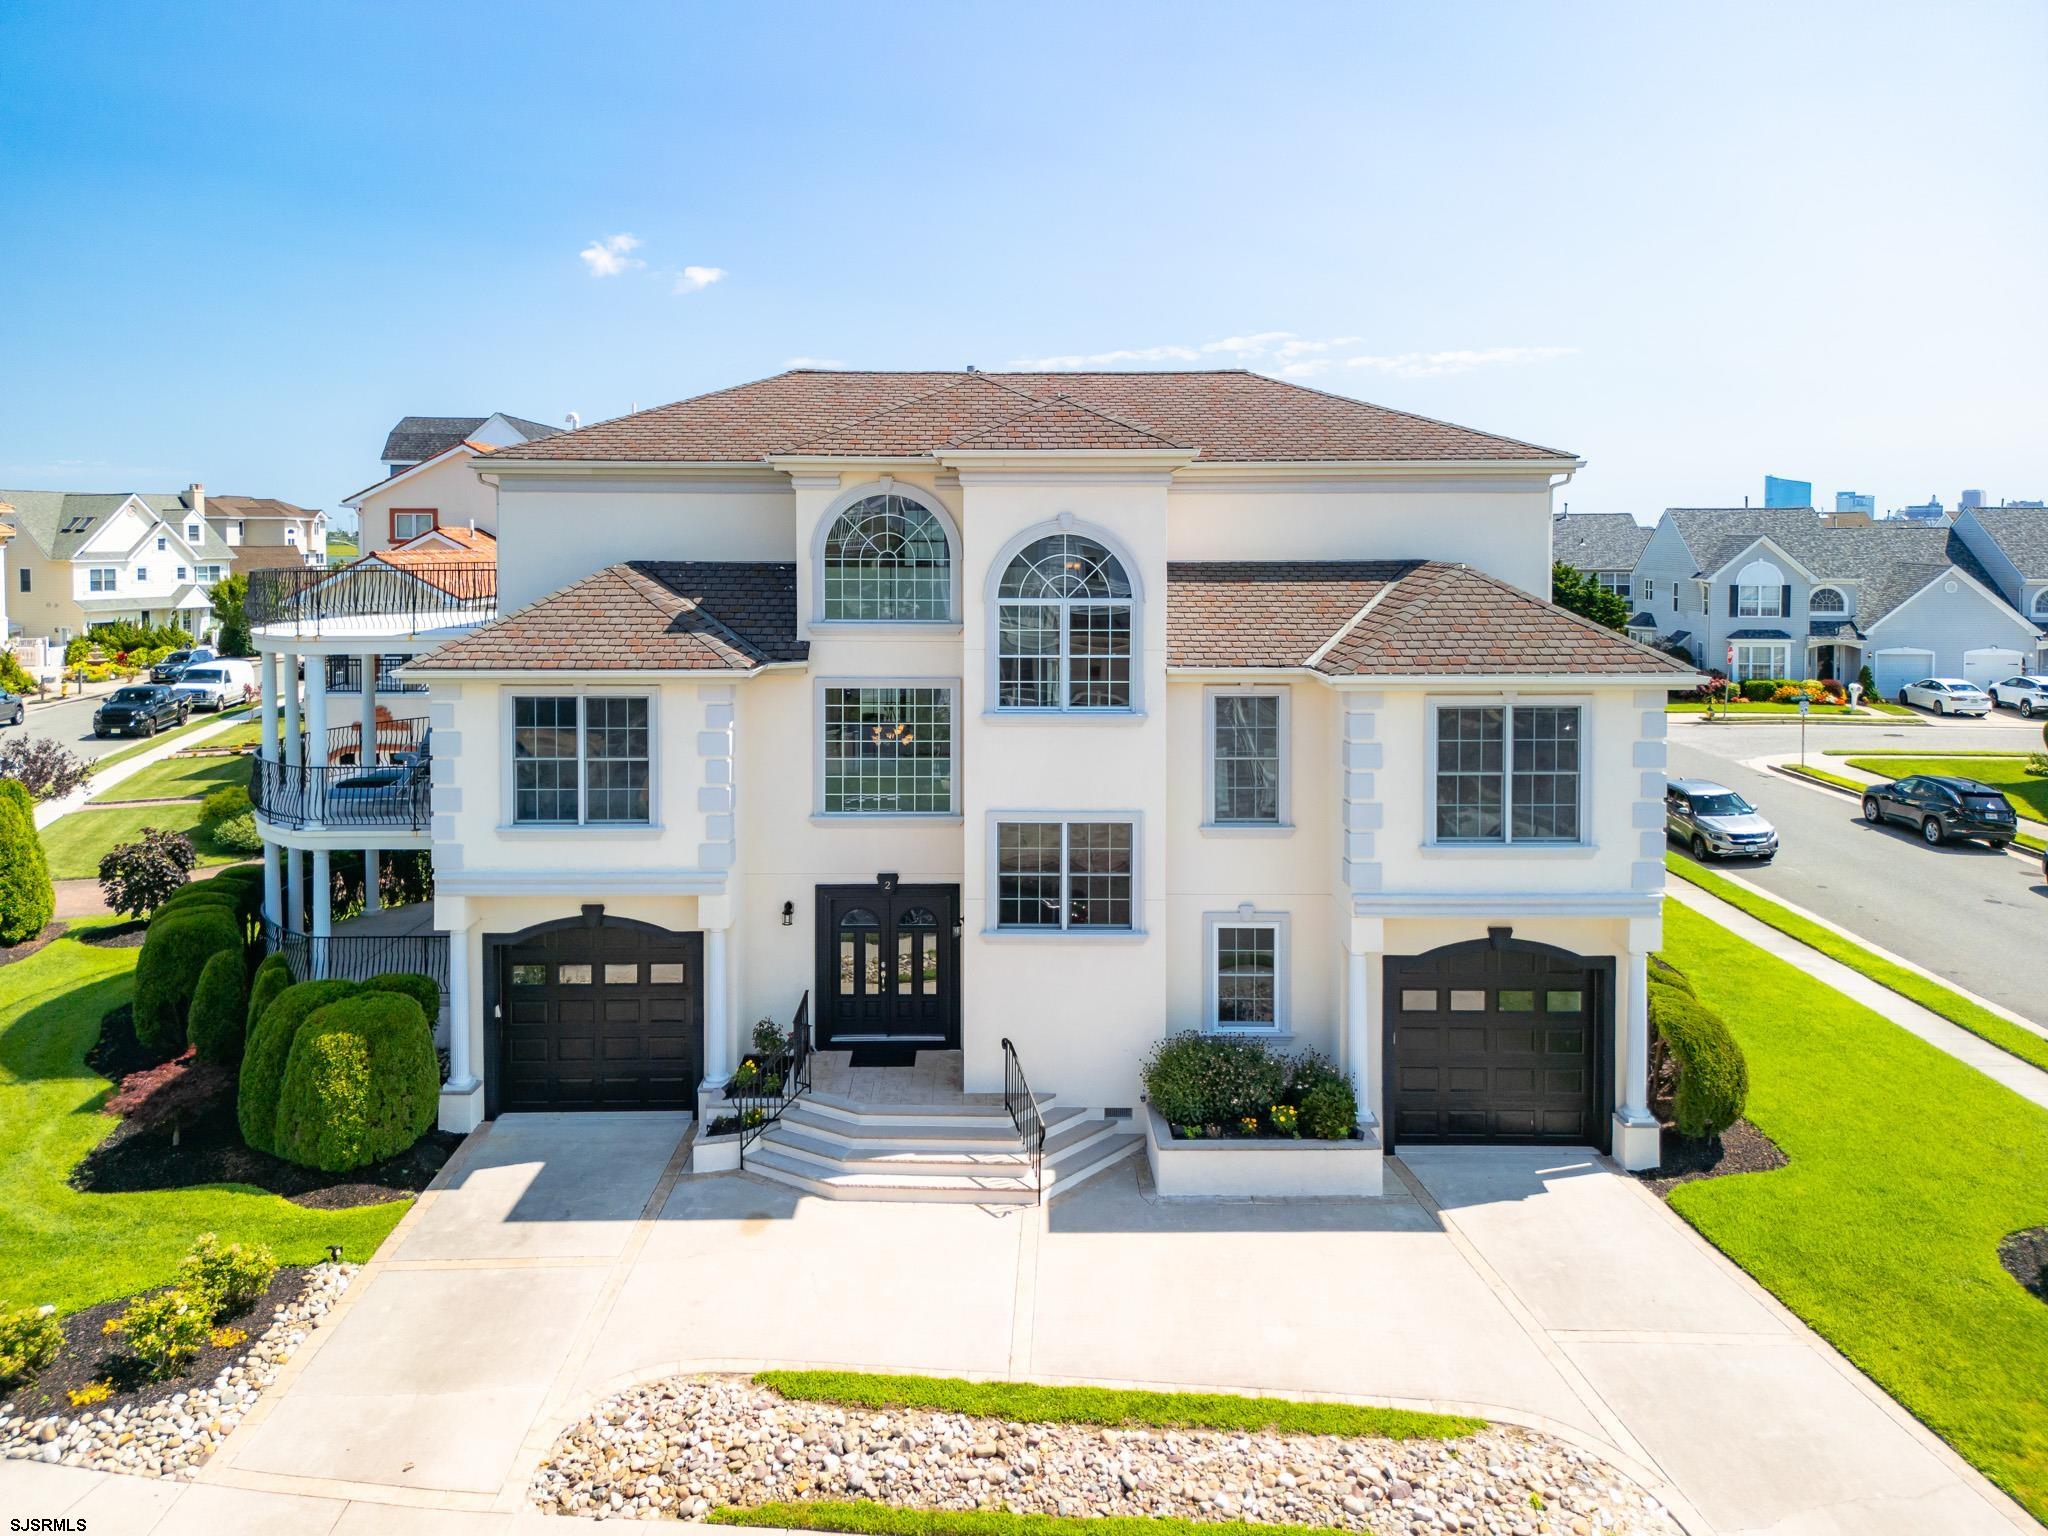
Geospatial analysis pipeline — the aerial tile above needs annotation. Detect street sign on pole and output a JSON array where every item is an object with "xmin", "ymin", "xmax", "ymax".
[{"xmin": 1799, "ymin": 692, "xmax": 1809, "ymax": 765}]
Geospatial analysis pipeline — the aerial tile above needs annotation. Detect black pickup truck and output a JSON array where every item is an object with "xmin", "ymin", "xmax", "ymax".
[{"xmin": 93, "ymin": 684, "xmax": 191, "ymax": 738}]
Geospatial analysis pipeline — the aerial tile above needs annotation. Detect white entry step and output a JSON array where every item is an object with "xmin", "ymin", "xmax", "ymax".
[{"xmin": 741, "ymin": 1097, "xmax": 1142, "ymax": 1205}]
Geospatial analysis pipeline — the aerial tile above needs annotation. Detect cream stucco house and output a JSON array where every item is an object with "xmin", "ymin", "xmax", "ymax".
[
  {"xmin": 245, "ymin": 370, "xmax": 1695, "ymax": 1198},
  {"xmin": 2, "ymin": 485, "xmax": 232, "ymax": 644},
  {"xmin": 347, "ymin": 413, "xmax": 557, "ymax": 554}
]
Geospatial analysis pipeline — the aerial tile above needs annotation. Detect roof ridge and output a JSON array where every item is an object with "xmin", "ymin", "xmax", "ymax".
[
  {"xmin": 1306, "ymin": 561, "xmax": 1418, "ymax": 669},
  {"xmin": 945, "ymin": 390, "xmax": 1191, "ymax": 450},
  {"xmin": 1444, "ymin": 561, "xmax": 1694, "ymax": 667},
  {"xmin": 1236, "ymin": 373, "xmax": 1576, "ymax": 460},
  {"xmin": 621, "ymin": 560, "xmax": 764, "ymax": 664}
]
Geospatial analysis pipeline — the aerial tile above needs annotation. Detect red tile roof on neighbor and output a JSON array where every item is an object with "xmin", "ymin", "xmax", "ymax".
[
  {"xmin": 396, "ymin": 524, "xmax": 496, "ymax": 554},
  {"xmin": 485, "ymin": 370, "xmax": 1572, "ymax": 466},
  {"xmin": 1167, "ymin": 562, "xmax": 1696, "ymax": 677},
  {"xmin": 409, "ymin": 562, "xmax": 805, "ymax": 672}
]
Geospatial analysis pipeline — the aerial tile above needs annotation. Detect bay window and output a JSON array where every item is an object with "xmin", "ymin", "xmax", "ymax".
[
  {"xmin": 993, "ymin": 817, "xmax": 1135, "ymax": 931},
  {"xmin": 1432, "ymin": 703, "xmax": 1583, "ymax": 844},
  {"xmin": 511, "ymin": 694, "xmax": 652, "ymax": 826}
]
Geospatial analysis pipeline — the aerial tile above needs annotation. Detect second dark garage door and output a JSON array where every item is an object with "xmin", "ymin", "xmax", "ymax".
[
  {"xmin": 1383, "ymin": 939, "xmax": 1607, "ymax": 1150},
  {"xmin": 498, "ymin": 923, "xmax": 703, "ymax": 1112}
]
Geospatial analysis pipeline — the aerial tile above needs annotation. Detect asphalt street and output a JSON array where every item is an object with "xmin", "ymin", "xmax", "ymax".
[
  {"xmin": 4, "ymin": 688, "xmax": 175, "ymax": 762},
  {"xmin": 1669, "ymin": 709, "xmax": 2048, "ymax": 1028}
]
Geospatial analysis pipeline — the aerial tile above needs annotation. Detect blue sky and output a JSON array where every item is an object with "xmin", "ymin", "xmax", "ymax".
[{"xmin": 2, "ymin": 0, "xmax": 2042, "ymax": 525}]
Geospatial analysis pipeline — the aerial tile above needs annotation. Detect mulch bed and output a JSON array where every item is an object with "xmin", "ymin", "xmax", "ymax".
[
  {"xmin": 0, "ymin": 921, "xmax": 68, "ymax": 967},
  {"xmin": 78, "ymin": 920, "xmax": 149, "ymax": 949},
  {"xmin": 1999, "ymin": 1227, "xmax": 2048, "ymax": 1304},
  {"xmin": 0, "ymin": 1267, "xmax": 310, "ymax": 1421},
  {"xmin": 1634, "ymin": 1119, "xmax": 1788, "ymax": 1198},
  {"xmin": 86, "ymin": 1003, "xmax": 177, "ymax": 1082}
]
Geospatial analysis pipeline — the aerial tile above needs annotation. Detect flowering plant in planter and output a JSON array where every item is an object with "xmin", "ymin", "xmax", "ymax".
[{"xmin": 1141, "ymin": 1033, "xmax": 1358, "ymax": 1141}]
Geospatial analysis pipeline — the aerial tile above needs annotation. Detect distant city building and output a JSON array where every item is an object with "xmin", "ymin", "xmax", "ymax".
[
  {"xmin": 1764, "ymin": 475, "xmax": 1812, "ymax": 509},
  {"xmin": 1895, "ymin": 496, "xmax": 1946, "ymax": 523},
  {"xmin": 1960, "ymin": 489, "xmax": 1985, "ymax": 510},
  {"xmin": 1835, "ymin": 491, "xmax": 1876, "ymax": 515}
]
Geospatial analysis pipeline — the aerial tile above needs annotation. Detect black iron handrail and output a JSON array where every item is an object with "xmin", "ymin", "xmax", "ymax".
[
  {"xmin": 245, "ymin": 560, "xmax": 496, "ymax": 634},
  {"xmin": 319, "ymin": 714, "xmax": 430, "ymax": 766},
  {"xmin": 323, "ymin": 653, "xmax": 430, "ymax": 695},
  {"xmin": 261, "ymin": 918, "xmax": 449, "ymax": 1000},
  {"xmin": 1000, "ymin": 1036, "xmax": 1046, "ymax": 1203},
  {"xmin": 250, "ymin": 753, "xmax": 432, "ymax": 830},
  {"xmin": 734, "ymin": 992, "xmax": 812, "ymax": 1166}
]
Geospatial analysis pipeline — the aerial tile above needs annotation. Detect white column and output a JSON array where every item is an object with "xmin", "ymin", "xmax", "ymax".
[
  {"xmin": 311, "ymin": 849, "xmax": 331, "ymax": 977},
  {"xmin": 445, "ymin": 921, "xmax": 476, "ymax": 1090},
  {"xmin": 703, "ymin": 927, "xmax": 730, "ymax": 1088},
  {"xmin": 362, "ymin": 848, "xmax": 380, "ymax": 912},
  {"xmin": 359, "ymin": 652, "xmax": 379, "ymax": 763},
  {"xmin": 286, "ymin": 849, "xmax": 304, "ymax": 932},
  {"xmin": 261, "ymin": 841, "xmax": 282, "ymax": 928},
  {"xmin": 258, "ymin": 650, "xmax": 279, "ymax": 762},
  {"xmin": 281, "ymin": 651, "xmax": 301, "ymax": 767},
  {"xmin": 1613, "ymin": 944, "xmax": 1662, "ymax": 1172},
  {"xmin": 1345, "ymin": 947, "xmax": 1373, "ymax": 1128}
]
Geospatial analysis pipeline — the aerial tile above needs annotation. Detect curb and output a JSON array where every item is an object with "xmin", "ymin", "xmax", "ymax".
[{"xmin": 1766, "ymin": 760, "xmax": 2048, "ymax": 859}]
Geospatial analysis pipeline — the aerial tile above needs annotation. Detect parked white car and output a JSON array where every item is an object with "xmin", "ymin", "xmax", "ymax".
[
  {"xmin": 1897, "ymin": 677, "xmax": 1993, "ymax": 716},
  {"xmin": 1988, "ymin": 674, "xmax": 2048, "ymax": 717},
  {"xmin": 171, "ymin": 659, "xmax": 256, "ymax": 711}
]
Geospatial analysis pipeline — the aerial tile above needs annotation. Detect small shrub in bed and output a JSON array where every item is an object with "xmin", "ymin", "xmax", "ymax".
[
  {"xmin": 0, "ymin": 778, "xmax": 53, "ymax": 946},
  {"xmin": 133, "ymin": 907, "xmax": 240, "ymax": 1052},
  {"xmin": 1648, "ymin": 971, "xmax": 1749, "ymax": 1138},
  {"xmin": 1141, "ymin": 1033, "xmax": 1288, "ymax": 1127},
  {"xmin": 188, "ymin": 947, "xmax": 250, "ymax": 1066},
  {"xmin": 110, "ymin": 1289, "xmax": 212, "ymax": 1380},
  {"xmin": 273, "ymin": 991, "xmax": 438, "ymax": 1172},
  {"xmin": 199, "ymin": 783, "xmax": 252, "ymax": 826},
  {"xmin": 0, "ymin": 1302, "xmax": 61, "ymax": 1384},
  {"xmin": 238, "ymin": 978, "xmax": 358, "ymax": 1153},
  {"xmin": 99, "ymin": 826, "xmax": 197, "ymax": 919},
  {"xmin": 210, "ymin": 812, "xmax": 265, "ymax": 854},
  {"xmin": 179, "ymin": 1233, "xmax": 277, "ymax": 1316},
  {"xmin": 1298, "ymin": 1076, "xmax": 1359, "ymax": 1140}
]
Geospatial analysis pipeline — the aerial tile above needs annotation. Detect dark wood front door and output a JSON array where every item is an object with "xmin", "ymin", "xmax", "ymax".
[
  {"xmin": 815, "ymin": 884, "xmax": 959, "ymax": 1047},
  {"xmin": 498, "ymin": 924, "xmax": 703, "ymax": 1111},
  {"xmin": 1383, "ymin": 941, "xmax": 1609, "ymax": 1152}
]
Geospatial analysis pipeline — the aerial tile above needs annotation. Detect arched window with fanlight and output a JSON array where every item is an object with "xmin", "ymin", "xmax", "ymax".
[
  {"xmin": 1809, "ymin": 585, "xmax": 1847, "ymax": 614},
  {"xmin": 2033, "ymin": 589, "xmax": 2048, "ymax": 621},
  {"xmin": 820, "ymin": 491, "xmax": 953, "ymax": 621},
  {"xmin": 994, "ymin": 532, "xmax": 1136, "ymax": 711}
]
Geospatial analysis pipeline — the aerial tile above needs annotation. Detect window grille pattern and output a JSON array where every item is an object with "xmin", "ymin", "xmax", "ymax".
[
  {"xmin": 823, "ymin": 686, "xmax": 953, "ymax": 813},
  {"xmin": 514, "ymin": 696, "xmax": 580, "ymax": 824},
  {"xmin": 1809, "ymin": 586, "xmax": 1845, "ymax": 613},
  {"xmin": 995, "ymin": 535, "xmax": 1133, "ymax": 710},
  {"xmin": 1434, "ymin": 705, "xmax": 1582, "ymax": 844},
  {"xmin": 995, "ymin": 820, "xmax": 1134, "ymax": 930},
  {"xmin": 584, "ymin": 697, "xmax": 650, "ymax": 823},
  {"xmin": 996, "ymin": 823, "xmax": 1063, "ymax": 928},
  {"xmin": 1510, "ymin": 707, "xmax": 1580, "ymax": 842},
  {"xmin": 1215, "ymin": 925, "xmax": 1277, "ymax": 1027},
  {"xmin": 822, "ymin": 494, "xmax": 951, "ymax": 620},
  {"xmin": 1435, "ymin": 706, "xmax": 1505, "ymax": 841},
  {"xmin": 1212, "ymin": 694, "xmax": 1280, "ymax": 822}
]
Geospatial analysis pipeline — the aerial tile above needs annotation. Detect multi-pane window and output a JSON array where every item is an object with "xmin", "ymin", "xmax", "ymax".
[
  {"xmin": 1214, "ymin": 925, "xmax": 1278, "ymax": 1029},
  {"xmin": 1210, "ymin": 691, "xmax": 1282, "ymax": 824},
  {"xmin": 995, "ymin": 819, "xmax": 1135, "ymax": 930},
  {"xmin": 821, "ymin": 493, "xmax": 951, "ymax": 620},
  {"xmin": 1809, "ymin": 586, "xmax": 1845, "ymax": 614},
  {"xmin": 512, "ymin": 695, "xmax": 651, "ymax": 825},
  {"xmin": 1736, "ymin": 583, "xmax": 1783, "ymax": 617},
  {"xmin": 392, "ymin": 510, "xmax": 436, "ymax": 541},
  {"xmin": 822, "ymin": 685, "xmax": 954, "ymax": 814},
  {"xmin": 135, "ymin": 566, "xmax": 150, "ymax": 583},
  {"xmin": 1434, "ymin": 704, "xmax": 1582, "ymax": 844},
  {"xmin": 1732, "ymin": 644, "xmax": 1786, "ymax": 683},
  {"xmin": 995, "ymin": 534, "xmax": 1133, "ymax": 710},
  {"xmin": 88, "ymin": 568, "xmax": 115, "ymax": 592},
  {"xmin": 1595, "ymin": 572, "xmax": 1630, "ymax": 598}
]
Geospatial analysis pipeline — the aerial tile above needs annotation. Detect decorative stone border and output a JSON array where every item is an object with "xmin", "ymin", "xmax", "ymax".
[{"xmin": 1142, "ymin": 1105, "xmax": 1383, "ymax": 1199}]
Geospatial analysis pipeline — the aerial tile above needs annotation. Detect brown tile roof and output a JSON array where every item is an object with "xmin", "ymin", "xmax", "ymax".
[
  {"xmin": 487, "ymin": 370, "xmax": 1570, "ymax": 466},
  {"xmin": 208, "ymin": 494, "xmax": 321, "ymax": 520},
  {"xmin": 1167, "ymin": 561, "xmax": 1696, "ymax": 677},
  {"xmin": 949, "ymin": 394, "xmax": 1187, "ymax": 452},
  {"xmin": 410, "ymin": 562, "xmax": 805, "ymax": 672},
  {"xmin": 230, "ymin": 544, "xmax": 320, "ymax": 572},
  {"xmin": 398, "ymin": 524, "xmax": 496, "ymax": 554},
  {"xmin": 367, "ymin": 546, "xmax": 496, "ymax": 598}
]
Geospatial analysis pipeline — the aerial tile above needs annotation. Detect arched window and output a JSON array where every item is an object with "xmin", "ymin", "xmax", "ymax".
[
  {"xmin": 2033, "ymin": 589, "xmax": 2048, "ymax": 619},
  {"xmin": 995, "ymin": 533, "xmax": 1134, "ymax": 710},
  {"xmin": 1809, "ymin": 586, "xmax": 1846, "ymax": 614},
  {"xmin": 821, "ymin": 493, "xmax": 951, "ymax": 620}
]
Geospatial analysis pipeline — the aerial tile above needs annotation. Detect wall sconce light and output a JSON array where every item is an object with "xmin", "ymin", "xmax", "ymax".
[{"xmin": 780, "ymin": 901, "xmax": 795, "ymax": 927}]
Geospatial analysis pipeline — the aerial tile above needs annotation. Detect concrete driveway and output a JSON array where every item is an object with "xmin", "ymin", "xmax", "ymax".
[{"xmin": 141, "ymin": 1119, "xmax": 2026, "ymax": 1536}]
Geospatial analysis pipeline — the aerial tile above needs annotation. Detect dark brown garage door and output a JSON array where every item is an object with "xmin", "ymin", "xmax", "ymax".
[
  {"xmin": 498, "ymin": 924, "xmax": 702, "ymax": 1112},
  {"xmin": 1384, "ymin": 941, "xmax": 1606, "ymax": 1150}
]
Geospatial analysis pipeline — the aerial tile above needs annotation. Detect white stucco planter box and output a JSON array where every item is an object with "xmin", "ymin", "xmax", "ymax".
[
  {"xmin": 1142, "ymin": 1104, "xmax": 1383, "ymax": 1198},
  {"xmin": 691, "ymin": 1132, "xmax": 742, "ymax": 1173}
]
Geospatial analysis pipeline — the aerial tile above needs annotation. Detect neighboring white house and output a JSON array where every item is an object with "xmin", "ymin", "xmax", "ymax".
[
  {"xmin": 277, "ymin": 367, "xmax": 1694, "ymax": 1187},
  {"xmin": 1628, "ymin": 507, "xmax": 2043, "ymax": 693},
  {"xmin": 349, "ymin": 414, "xmax": 557, "ymax": 554},
  {"xmin": 1952, "ymin": 504, "xmax": 2048, "ymax": 670},
  {"xmin": 0, "ymin": 486, "xmax": 233, "ymax": 644}
]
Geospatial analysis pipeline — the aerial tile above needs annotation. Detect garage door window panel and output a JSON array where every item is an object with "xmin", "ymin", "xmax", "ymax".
[{"xmin": 1432, "ymin": 702, "xmax": 1584, "ymax": 846}]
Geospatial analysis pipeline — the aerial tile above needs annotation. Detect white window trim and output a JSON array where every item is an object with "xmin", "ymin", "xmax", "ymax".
[
  {"xmin": 1736, "ymin": 583, "xmax": 1785, "ymax": 618},
  {"xmin": 982, "ymin": 516, "xmax": 1146, "ymax": 719},
  {"xmin": 135, "ymin": 566, "xmax": 150, "ymax": 584},
  {"xmin": 1731, "ymin": 642, "xmax": 1790, "ymax": 682},
  {"xmin": 1202, "ymin": 684, "xmax": 1291, "ymax": 831},
  {"xmin": 809, "ymin": 479, "xmax": 963, "ymax": 626},
  {"xmin": 2031, "ymin": 588, "xmax": 2048, "ymax": 619},
  {"xmin": 88, "ymin": 567, "xmax": 116, "ymax": 592},
  {"xmin": 499, "ymin": 686, "xmax": 660, "ymax": 832},
  {"xmin": 1202, "ymin": 906, "xmax": 1291, "ymax": 1035},
  {"xmin": 1595, "ymin": 572, "xmax": 1630, "ymax": 597},
  {"xmin": 1641, "ymin": 578, "xmax": 1656, "ymax": 604},
  {"xmin": 1809, "ymin": 585, "xmax": 1847, "ymax": 614},
  {"xmin": 983, "ymin": 809, "xmax": 1145, "ymax": 938},
  {"xmin": 1424, "ymin": 694, "xmax": 1592, "ymax": 850},
  {"xmin": 812, "ymin": 676, "xmax": 961, "ymax": 820}
]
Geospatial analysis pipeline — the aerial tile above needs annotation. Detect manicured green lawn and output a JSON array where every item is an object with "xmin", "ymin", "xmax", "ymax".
[
  {"xmin": 756, "ymin": 1371, "xmax": 1479, "ymax": 1440},
  {"xmin": 1844, "ymin": 756, "xmax": 2048, "ymax": 824},
  {"xmin": 89, "ymin": 704, "xmax": 252, "ymax": 772},
  {"xmin": 0, "ymin": 924, "xmax": 408, "ymax": 1315},
  {"xmin": 1666, "ymin": 853, "xmax": 2048, "ymax": 1074},
  {"xmin": 1660, "ymin": 898, "xmax": 2048, "ymax": 1520},
  {"xmin": 39, "ymin": 804, "xmax": 244, "ymax": 880},
  {"xmin": 89, "ymin": 751, "xmax": 249, "ymax": 803},
  {"xmin": 711, "ymin": 1504, "xmax": 1348, "ymax": 1536}
]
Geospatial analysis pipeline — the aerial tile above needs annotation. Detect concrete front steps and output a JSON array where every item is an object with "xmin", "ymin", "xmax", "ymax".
[{"xmin": 741, "ymin": 1091, "xmax": 1142, "ymax": 1204}]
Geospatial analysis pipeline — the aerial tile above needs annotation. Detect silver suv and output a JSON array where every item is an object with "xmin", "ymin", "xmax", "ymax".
[{"xmin": 1667, "ymin": 777, "xmax": 1779, "ymax": 861}]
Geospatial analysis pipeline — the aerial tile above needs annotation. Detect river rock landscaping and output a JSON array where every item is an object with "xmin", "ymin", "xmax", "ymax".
[
  {"xmin": 0, "ymin": 1262, "xmax": 352, "ymax": 1479},
  {"xmin": 532, "ymin": 1377, "xmax": 1680, "ymax": 1534}
]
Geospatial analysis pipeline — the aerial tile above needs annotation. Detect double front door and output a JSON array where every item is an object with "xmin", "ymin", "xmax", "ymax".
[{"xmin": 814, "ymin": 884, "xmax": 960, "ymax": 1047}]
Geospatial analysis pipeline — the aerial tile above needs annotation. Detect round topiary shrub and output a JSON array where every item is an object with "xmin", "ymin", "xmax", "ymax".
[
  {"xmin": 0, "ymin": 778, "xmax": 54, "ymax": 946},
  {"xmin": 133, "ymin": 908, "xmax": 241, "ymax": 1053},
  {"xmin": 189, "ymin": 947, "xmax": 250, "ymax": 1066},
  {"xmin": 1649, "ymin": 978, "xmax": 1749, "ymax": 1138},
  {"xmin": 245, "ymin": 951, "xmax": 293, "ymax": 1039},
  {"xmin": 273, "ymin": 992, "xmax": 438, "ymax": 1172},
  {"xmin": 362, "ymin": 971, "xmax": 440, "ymax": 1023},
  {"xmin": 237, "ymin": 979, "xmax": 357, "ymax": 1153},
  {"xmin": 1141, "ymin": 1032, "xmax": 1289, "ymax": 1127}
]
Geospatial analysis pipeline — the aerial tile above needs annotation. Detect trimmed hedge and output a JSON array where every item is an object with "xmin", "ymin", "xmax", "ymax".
[
  {"xmin": 0, "ymin": 778, "xmax": 53, "ymax": 946},
  {"xmin": 1648, "ymin": 971, "xmax": 1749, "ymax": 1137},
  {"xmin": 134, "ymin": 908, "xmax": 241, "ymax": 1053},
  {"xmin": 245, "ymin": 952, "xmax": 293, "ymax": 1039},
  {"xmin": 237, "ymin": 979, "xmax": 357, "ymax": 1153},
  {"xmin": 273, "ymin": 992, "xmax": 438, "ymax": 1172},
  {"xmin": 189, "ymin": 947, "xmax": 250, "ymax": 1066},
  {"xmin": 362, "ymin": 971, "xmax": 439, "ymax": 1022}
]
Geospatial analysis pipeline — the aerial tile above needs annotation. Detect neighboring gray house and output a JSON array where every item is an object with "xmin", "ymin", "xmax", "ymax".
[
  {"xmin": 1952, "ymin": 505, "xmax": 2048, "ymax": 668},
  {"xmin": 1551, "ymin": 512, "xmax": 1652, "ymax": 602},
  {"xmin": 1628, "ymin": 507, "xmax": 2043, "ymax": 694},
  {"xmin": 379, "ymin": 413, "xmax": 558, "ymax": 478}
]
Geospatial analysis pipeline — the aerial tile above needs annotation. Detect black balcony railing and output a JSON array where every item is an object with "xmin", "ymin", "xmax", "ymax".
[
  {"xmin": 262, "ymin": 919, "xmax": 448, "ymax": 1001},
  {"xmin": 251, "ymin": 753, "xmax": 432, "ymax": 830},
  {"xmin": 323, "ymin": 653, "xmax": 430, "ymax": 695},
  {"xmin": 245, "ymin": 561, "xmax": 496, "ymax": 634}
]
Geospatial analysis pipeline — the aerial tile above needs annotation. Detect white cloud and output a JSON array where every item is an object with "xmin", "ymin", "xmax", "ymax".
[
  {"xmin": 673, "ymin": 265, "xmax": 727, "ymax": 294},
  {"xmin": 579, "ymin": 233, "xmax": 644, "ymax": 277},
  {"xmin": 1004, "ymin": 343, "xmax": 1202, "ymax": 369},
  {"xmin": 784, "ymin": 356, "xmax": 846, "ymax": 369},
  {"xmin": 1343, "ymin": 346, "xmax": 1579, "ymax": 379}
]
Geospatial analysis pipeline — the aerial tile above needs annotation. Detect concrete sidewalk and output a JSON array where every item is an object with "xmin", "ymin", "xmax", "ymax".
[{"xmin": 31, "ymin": 708, "xmax": 252, "ymax": 831}]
